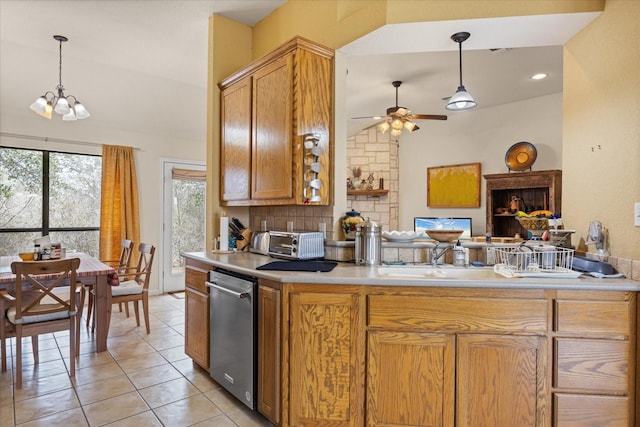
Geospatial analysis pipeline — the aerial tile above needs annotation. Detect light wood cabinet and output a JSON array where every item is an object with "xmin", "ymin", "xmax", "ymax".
[
  {"xmin": 288, "ymin": 287, "xmax": 364, "ymax": 427},
  {"xmin": 367, "ymin": 331, "xmax": 455, "ymax": 427},
  {"xmin": 184, "ymin": 259, "xmax": 210, "ymax": 370},
  {"xmin": 552, "ymin": 291, "xmax": 634, "ymax": 427},
  {"xmin": 220, "ymin": 76, "xmax": 251, "ymax": 201},
  {"xmin": 484, "ymin": 169, "xmax": 562, "ymax": 237},
  {"xmin": 457, "ymin": 334, "xmax": 547, "ymax": 427},
  {"xmin": 257, "ymin": 281, "xmax": 281, "ymax": 425},
  {"xmin": 219, "ymin": 36, "xmax": 334, "ymax": 206}
]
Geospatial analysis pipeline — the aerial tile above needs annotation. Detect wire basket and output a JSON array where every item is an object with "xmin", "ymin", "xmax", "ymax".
[{"xmin": 493, "ymin": 245, "xmax": 575, "ymax": 276}]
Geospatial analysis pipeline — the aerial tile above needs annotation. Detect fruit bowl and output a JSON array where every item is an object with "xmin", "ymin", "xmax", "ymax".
[
  {"xmin": 425, "ymin": 229, "xmax": 463, "ymax": 242},
  {"xmin": 516, "ymin": 217, "xmax": 549, "ymax": 238}
]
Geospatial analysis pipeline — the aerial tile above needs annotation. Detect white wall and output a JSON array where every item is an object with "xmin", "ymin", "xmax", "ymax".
[{"xmin": 398, "ymin": 92, "xmax": 562, "ymax": 235}]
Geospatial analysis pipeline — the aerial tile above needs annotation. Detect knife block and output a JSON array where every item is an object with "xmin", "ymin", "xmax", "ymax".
[{"xmin": 236, "ymin": 229, "xmax": 253, "ymax": 251}]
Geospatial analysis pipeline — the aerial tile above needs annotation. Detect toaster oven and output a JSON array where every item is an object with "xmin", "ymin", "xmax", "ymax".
[{"xmin": 268, "ymin": 231, "xmax": 324, "ymax": 260}]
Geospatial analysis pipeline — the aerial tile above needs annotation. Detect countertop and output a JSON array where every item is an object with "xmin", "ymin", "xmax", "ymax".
[{"xmin": 182, "ymin": 251, "xmax": 640, "ymax": 292}]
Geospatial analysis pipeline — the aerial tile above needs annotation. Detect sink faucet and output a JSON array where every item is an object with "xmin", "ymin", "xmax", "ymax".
[{"xmin": 430, "ymin": 243, "xmax": 451, "ymax": 267}]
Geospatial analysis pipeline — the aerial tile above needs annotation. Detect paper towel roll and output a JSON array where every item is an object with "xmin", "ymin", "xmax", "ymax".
[{"xmin": 219, "ymin": 212, "xmax": 229, "ymax": 251}]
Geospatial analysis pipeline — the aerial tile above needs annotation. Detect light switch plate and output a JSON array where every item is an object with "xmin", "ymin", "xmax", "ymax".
[{"xmin": 635, "ymin": 202, "xmax": 640, "ymax": 227}]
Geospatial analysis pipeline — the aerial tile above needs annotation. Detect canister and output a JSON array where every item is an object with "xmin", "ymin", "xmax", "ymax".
[{"xmin": 355, "ymin": 218, "xmax": 382, "ymax": 265}]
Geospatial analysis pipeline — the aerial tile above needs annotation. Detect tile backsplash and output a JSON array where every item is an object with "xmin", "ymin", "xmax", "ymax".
[{"xmin": 249, "ymin": 205, "xmax": 334, "ymax": 240}]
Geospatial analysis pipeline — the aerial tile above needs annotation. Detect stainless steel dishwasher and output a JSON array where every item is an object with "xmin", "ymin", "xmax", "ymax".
[{"xmin": 206, "ymin": 269, "xmax": 257, "ymax": 410}]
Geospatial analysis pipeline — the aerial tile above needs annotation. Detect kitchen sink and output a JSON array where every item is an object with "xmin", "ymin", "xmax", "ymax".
[{"xmin": 377, "ymin": 265, "xmax": 500, "ymax": 280}]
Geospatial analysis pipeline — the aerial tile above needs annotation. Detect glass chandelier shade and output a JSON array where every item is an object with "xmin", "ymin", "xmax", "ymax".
[
  {"xmin": 446, "ymin": 32, "xmax": 477, "ymax": 111},
  {"xmin": 30, "ymin": 35, "xmax": 90, "ymax": 121}
]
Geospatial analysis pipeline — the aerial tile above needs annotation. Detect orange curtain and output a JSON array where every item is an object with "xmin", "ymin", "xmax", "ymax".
[{"xmin": 99, "ymin": 145, "xmax": 140, "ymax": 261}]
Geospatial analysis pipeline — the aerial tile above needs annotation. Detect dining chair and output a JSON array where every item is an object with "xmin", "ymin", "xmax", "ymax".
[
  {"xmin": 81, "ymin": 239, "xmax": 134, "ymax": 331},
  {"xmin": 108, "ymin": 243, "xmax": 155, "ymax": 334},
  {"xmin": 0, "ymin": 258, "xmax": 83, "ymax": 388}
]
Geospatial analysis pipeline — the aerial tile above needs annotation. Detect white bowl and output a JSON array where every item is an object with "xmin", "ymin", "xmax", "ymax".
[{"xmin": 382, "ymin": 231, "xmax": 423, "ymax": 242}]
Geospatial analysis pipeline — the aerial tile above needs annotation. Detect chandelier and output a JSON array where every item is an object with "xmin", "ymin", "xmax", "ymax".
[{"xmin": 30, "ymin": 35, "xmax": 90, "ymax": 121}]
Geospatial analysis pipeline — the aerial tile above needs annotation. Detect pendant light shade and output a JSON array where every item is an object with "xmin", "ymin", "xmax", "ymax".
[
  {"xmin": 446, "ymin": 32, "xmax": 477, "ymax": 111},
  {"xmin": 30, "ymin": 35, "xmax": 90, "ymax": 120}
]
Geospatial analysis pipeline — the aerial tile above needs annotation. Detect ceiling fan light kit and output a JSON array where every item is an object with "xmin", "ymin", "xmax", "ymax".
[
  {"xmin": 446, "ymin": 31, "xmax": 477, "ymax": 111},
  {"xmin": 30, "ymin": 35, "xmax": 90, "ymax": 121},
  {"xmin": 373, "ymin": 80, "xmax": 447, "ymax": 137}
]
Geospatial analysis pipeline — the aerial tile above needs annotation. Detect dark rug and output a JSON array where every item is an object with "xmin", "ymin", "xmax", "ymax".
[{"xmin": 256, "ymin": 260, "xmax": 337, "ymax": 272}]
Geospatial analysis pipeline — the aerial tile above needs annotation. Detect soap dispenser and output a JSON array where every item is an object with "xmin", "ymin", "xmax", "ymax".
[{"xmin": 453, "ymin": 240, "xmax": 465, "ymax": 266}]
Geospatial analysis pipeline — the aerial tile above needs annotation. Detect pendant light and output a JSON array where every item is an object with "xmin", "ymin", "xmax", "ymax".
[
  {"xmin": 30, "ymin": 35, "xmax": 90, "ymax": 121},
  {"xmin": 446, "ymin": 31, "xmax": 477, "ymax": 111}
]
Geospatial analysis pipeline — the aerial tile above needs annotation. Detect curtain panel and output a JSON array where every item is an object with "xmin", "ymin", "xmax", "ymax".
[{"xmin": 99, "ymin": 145, "xmax": 140, "ymax": 261}]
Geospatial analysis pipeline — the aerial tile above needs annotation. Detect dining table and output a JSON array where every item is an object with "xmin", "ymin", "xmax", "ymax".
[{"xmin": 0, "ymin": 252, "xmax": 115, "ymax": 353}]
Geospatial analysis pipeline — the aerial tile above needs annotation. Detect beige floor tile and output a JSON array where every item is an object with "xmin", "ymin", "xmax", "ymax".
[
  {"xmin": 72, "ymin": 360, "xmax": 124, "ymax": 387},
  {"xmin": 83, "ymin": 391, "xmax": 149, "ymax": 426},
  {"xmin": 184, "ymin": 368, "xmax": 221, "ymax": 393},
  {"xmin": 15, "ymin": 348, "xmax": 61, "ymax": 368},
  {"xmin": 75, "ymin": 374, "xmax": 135, "ymax": 405},
  {"xmin": 73, "ymin": 348, "xmax": 116, "ymax": 370},
  {"xmin": 225, "ymin": 406, "xmax": 274, "ymax": 427},
  {"xmin": 14, "ymin": 387, "xmax": 79, "ymax": 424},
  {"xmin": 169, "ymin": 323, "xmax": 185, "ymax": 335},
  {"xmin": 13, "ymin": 406, "xmax": 88, "ymax": 427},
  {"xmin": 102, "ymin": 410, "xmax": 163, "ymax": 427},
  {"xmin": 12, "ymin": 359, "xmax": 67, "ymax": 383},
  {"xmin": 108, "ymin": 341, "xmax": 156, "ymax": 361},
  {"xmin": 153, "ymin": 394, "xmax": 222, "ymax": 427},
  {"xmin": 157, "ymin": 345, "xmax": 189, "ymax": 363},
  {"xmin": 126, "ymin": 362, "xmax": 182, "ymax": 389},
  {"xmin": 0, "ymin": 400, "xmax": 15, "ymax": 427},
  {"xmin": 116, "ymin": 352, "xmax": 167, "ymax": 374},
  {"xmin": 13, "ymin": 372, "xmax": 73, "ymax": 402},
  {"xmin": 190, "ymin": 413, "xmax": 239, "ymax": 427},
  {"xmin": 0, "ymin": 370, "xmax": 12, "ymax": 388},
  {"xmin": 138, "ymin": 377, "xmax": 200, "ymax": 408},
  {"xmin": 145, "ymin": 334, "xmax": 184, "ymax": 351},
  {"xmin": 205, "ymin": 387, "xmax": 245, "ymax": 413}
]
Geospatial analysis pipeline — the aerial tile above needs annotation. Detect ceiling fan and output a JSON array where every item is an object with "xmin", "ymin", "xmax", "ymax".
[{"xmin": 353, "ymin": 81, "xmax": 447, "ymax": 136}]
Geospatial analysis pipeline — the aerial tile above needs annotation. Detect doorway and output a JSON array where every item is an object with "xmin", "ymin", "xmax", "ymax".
[{"xmin": 161, "ymin": 159, "xmax": 206, "ymax": 294}]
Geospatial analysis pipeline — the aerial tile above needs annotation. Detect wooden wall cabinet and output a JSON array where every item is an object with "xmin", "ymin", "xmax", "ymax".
[
  {"xmin": 484, "ymin": 169, "xmax": 562, "ymax": 237},
  {"xmin": 184, "ymin": 258, "xmax": 210, "ymax": 370},
  {"xmin": 219, "ymin": 36, "xmax": 334, "ymax": 206}
]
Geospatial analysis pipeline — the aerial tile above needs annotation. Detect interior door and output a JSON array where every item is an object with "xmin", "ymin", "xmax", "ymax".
[{"xmin": 161, "ymin": 160, "xmax": 206, "ymax": 293}]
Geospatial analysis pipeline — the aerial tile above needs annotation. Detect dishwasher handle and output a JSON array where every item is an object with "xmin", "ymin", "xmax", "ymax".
[{"xmin": 206, "ymin": 281, "xmax": 250, "ymax": 299}]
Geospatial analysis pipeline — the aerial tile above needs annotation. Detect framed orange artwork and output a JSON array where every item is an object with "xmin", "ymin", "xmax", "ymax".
[{"xmin": 427, "ymin": 162, "xmax": 481, "ymax": 207}]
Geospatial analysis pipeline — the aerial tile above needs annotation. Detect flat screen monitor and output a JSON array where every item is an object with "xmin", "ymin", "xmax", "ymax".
[{"xmin": 414, "ymin": 217, "xmax": 473, "ymax": 240}]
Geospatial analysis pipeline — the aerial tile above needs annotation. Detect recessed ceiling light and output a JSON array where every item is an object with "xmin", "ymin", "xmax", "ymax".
[{"xmin": 530, "ymin": 73, "xmax": 548, "ymax": 80}]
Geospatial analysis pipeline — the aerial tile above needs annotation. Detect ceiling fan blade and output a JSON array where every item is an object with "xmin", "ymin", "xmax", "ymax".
[
  {"xmin": 351, "ymin": 115, "xmax": 384, "ymax": 120},
  {"xmin": 410, "ymin": 114, "xmax": 448, "ymax": 120}
]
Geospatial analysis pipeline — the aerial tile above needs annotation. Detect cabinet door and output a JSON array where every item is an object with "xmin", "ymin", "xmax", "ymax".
[
  {"xmin": 258, "ymin": 284, "xmax": 281, "ymax": 425},
  {"xmin": 185, "ymin": 286, "xmax": 209, "ymax": 370},
  {"xmin": 251, "ymin": 53, "xmax": 293, "ymax": 201},
  {"xmin": 220, "ymin": 76, "xmax": 252, "ymax": 202},
  {"xmin": 367, "ymin": 331, "xmax": 455, "ymax": 427},
  {"xmin": 457, "ymin": 334, "xmax": 548, "ymax": 427},
  {"xmin": 289, "ymin": 291, "xmax": 363, "ymax": 427}
]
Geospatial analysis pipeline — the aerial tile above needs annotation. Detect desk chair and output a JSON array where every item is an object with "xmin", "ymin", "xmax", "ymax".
[
  {"xmin": 0, "ymin": 258, "xmax": 83, "ymax": 388},
  {"xmin": 108, "ymin": 243, "xmax": 155, "ymax": 334}
]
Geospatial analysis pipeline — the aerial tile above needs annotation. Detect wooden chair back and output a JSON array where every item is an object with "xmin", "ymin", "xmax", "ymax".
[
  {"xmin": 10, "ymin": 258, "xmax": 81, "ymax": 321},
  {"xmin": 102, "ymin": 239, "xmax": 134, "ymax": 274}
]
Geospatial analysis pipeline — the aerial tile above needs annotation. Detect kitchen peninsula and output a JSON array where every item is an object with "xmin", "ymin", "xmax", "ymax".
[{"xmin": 183, "ymin": 251, "xmax": 640, "ymax": 427}]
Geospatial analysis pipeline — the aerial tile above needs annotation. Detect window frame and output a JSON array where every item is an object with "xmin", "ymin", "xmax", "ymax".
[{"xmin": 0, "ymin": 145, "xmax": 101, "ymax": 237}]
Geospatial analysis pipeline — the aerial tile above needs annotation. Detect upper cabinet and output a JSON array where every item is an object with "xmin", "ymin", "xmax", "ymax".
[
  {"xmin": 219, "ymin": 36, "xmax": 334, "ymax": 206},
  {"xmin": 484, "ymin": 170, "xmax": 562, "ymax": 238}
]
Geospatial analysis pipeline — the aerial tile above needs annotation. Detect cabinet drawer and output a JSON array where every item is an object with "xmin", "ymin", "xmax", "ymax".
[
  {"xmin": 555, "ymin": 338, "xmax": 629, "ymax": 393},
  {"xmin": 368, "ymin": 296, "xmax": 547, "ymax": 333},
  {"xmin": 185, "ymin": 267, "xmax": 209, "ymax": 293},
  {"xmin": 555, "ymin": 300, "xmax": 630, "ymax": 337},
  {"xmin": 554, "ymin": 393, "xmax": 628, "ymax": 426}
]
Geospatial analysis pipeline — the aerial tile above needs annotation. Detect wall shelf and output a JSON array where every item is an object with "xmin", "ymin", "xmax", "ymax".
[{"xmin": 347, "ymin": 189, "xmax": 389, "ymax": 197}]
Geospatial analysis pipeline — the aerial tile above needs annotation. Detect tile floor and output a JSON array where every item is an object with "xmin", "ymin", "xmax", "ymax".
[{"xmin": 0, "ymin": 293, "xmax": 274, "ymax": 427}]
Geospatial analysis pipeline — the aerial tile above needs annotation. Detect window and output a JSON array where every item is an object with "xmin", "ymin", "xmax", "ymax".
[{"xmin": 0, "ymin": 146, "xmax": 101, "ymax": 256}]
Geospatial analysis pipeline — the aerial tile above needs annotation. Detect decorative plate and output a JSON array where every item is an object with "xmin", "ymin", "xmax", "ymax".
[{"xmin": 505, "ymin": 141, "xmax": 537, "ymax": 171}]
